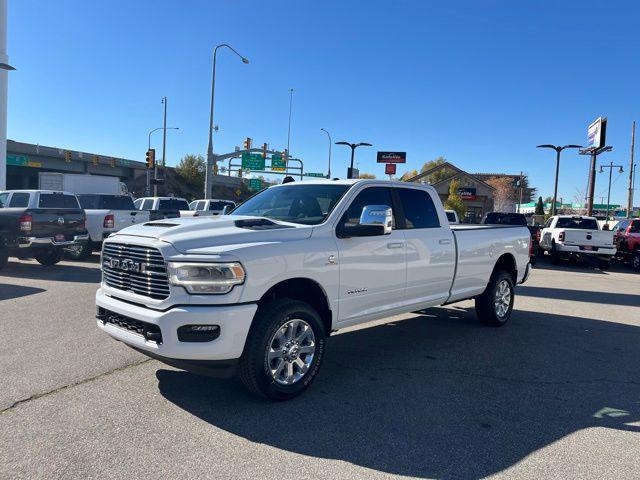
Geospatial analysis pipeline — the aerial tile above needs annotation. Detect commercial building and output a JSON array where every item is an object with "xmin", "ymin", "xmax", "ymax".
[{"xmin": 4, "ymin": 139, "xmax": 146, "ymax": 190}]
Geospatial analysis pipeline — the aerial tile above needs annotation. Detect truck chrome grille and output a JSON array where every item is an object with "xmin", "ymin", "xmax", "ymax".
[{"xmin": 101, "ymin": 243, "xmax": 170, "ymax": 300}]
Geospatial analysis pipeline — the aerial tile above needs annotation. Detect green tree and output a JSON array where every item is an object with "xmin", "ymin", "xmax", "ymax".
[
  {"xmin": 420, "ymin": 156, "xmax": 453, "ymax": 184},
  {"xmin": 175, "ymin": 154, "xmax": 205, "ymax": 186},
  {"xmin": 400, "ymin": 169, "xmax": 418, "ymax": 181},
  {"xmin": 535, "ymin": 196, "xmax": 545, "ymax": 215},
  {"xmin": 444, "ymin": 179, "xmax": 466, "ymax": 219}
]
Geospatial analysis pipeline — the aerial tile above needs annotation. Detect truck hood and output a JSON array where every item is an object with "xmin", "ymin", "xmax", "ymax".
[{"xmin": 111, "ymin": 215, "xmax": 313, "ymax": 254}]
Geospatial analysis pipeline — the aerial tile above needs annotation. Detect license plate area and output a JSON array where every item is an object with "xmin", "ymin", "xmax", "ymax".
[
  {"xmin": 581, "ymin": 245, "xmax": 594, "ymax": 251},
  {"xmin": 54, "ymin": 234, "xmax": 66, "ymax": 242}
]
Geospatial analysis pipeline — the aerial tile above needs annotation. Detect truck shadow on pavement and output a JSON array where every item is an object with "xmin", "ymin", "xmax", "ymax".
[
  {"xmin": 517, "ymin": 285, "xmax": 640, "ymax": 307},
  {"xmin": 0, "ymin": 261, "xmax": 101, "ymax": 283},
  {"xmin": 0, "ymin": 283, "xmax": 45, "ymax": 301},
  {"xmin": 157, "ymin": 307, "xmax": 640, "ymax": 479}
]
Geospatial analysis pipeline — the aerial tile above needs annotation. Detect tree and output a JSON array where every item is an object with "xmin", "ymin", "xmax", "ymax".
[
  {"xmin": 175, "ymin": 154, "xmax": 206, "ymax": 186},
  {"xmin": 420, "ymin": 156, "xmax": 452, "ymax": 184},
  {"xmin": 359, "ymin": 173, "xmax": 376, "ymax": 179},
  {"xmin": 444, "ymin": 179, "xmax": 466, "ymax": 220},
  {"xmin": 535, "ymin": 196, "xmax": 545, "ymax": 215},
  {"xmin": 400, "ymin": 169, "xmax": 418, "ymax": 181},
  {"xmin": 543, "ymin": 196, "xmax": 554, "ymax": 204},
  {"xmin": 486, "ymin": 176, "xmax": 516, "ymax": 212}
]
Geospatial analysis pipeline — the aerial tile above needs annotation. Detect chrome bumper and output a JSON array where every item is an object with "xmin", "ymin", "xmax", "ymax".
[{"xmin": 18, "ymin": 234, "xmax": 90, "ymax": 248}]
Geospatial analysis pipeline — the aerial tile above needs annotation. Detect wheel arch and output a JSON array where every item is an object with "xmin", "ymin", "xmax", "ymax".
[{"xmin": 491, "ymin": 253, "xmax": 518, "ymax": 284}]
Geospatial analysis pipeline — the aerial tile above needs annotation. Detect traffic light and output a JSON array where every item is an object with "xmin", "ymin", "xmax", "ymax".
[
  {"xmin": 283, "ymin": 148, "xmax": 289, "ymax": 159},
  {"xmin": 92, "ymin": 155, "xmax": 99, "ymax": 166},
  {"xmin": 262, "ymin": 143, "xmax": 268, "ymax": 159},
  {"xmin": 64, "ymin": 150, "xmax": 72, "ymax": 163},
  {"xmin": 146, "ymin": 149, "xmax": 155, "ymax": 169},
  {"xmin": 110, "ymin": 157, "xmax": 116, "ymax": 167},
  {"xmin": 213, "ymin": 164, "xmax": 219, "ymax": 175},
  {"xmin": 243, "ymin": 137, "xmax": 252, "ymax": 150},
  {"xmin": 238, "ymin": 168, "xmax": 243, "ymax": 177}
]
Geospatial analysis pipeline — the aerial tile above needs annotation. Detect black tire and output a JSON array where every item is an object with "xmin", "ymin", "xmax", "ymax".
[
  {"xmin": 65, "ymin": 242, "xmax": 93, "ymax": 260},
  {"xmin": 597, "ymin": 258, "xmax": 611, "ymax": 271},
  {"xmin": 35, "ymin": 248, "xmax": 62, "ymax": 266},
  {"xmin": 475, "ymin": 271, "xmax": 515, "ymax": 327},
  {"xmin": 633, "ymin": 251, "xmax": 640, "ymax": 272},
  {"xmin": 0, "ymin": 247, "xmax": 8, "ymax": 271},
  {"xmin": 238, "ymin": 299, "xmax": 326, "ymax": 401}
]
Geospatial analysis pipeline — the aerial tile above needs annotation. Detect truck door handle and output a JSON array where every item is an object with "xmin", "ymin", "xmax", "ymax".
[
  {"xmin": 439, "ymin": 239, "xmax": 452, "ymax": 245},
  {"xmin": 387, "ymin": 242, "xmax": 404, "ymax": 249}
]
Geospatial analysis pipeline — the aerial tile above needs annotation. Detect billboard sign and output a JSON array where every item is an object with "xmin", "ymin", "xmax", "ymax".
[
  {"xmin": 385, "ymin": 163, "xmax": 396, "ymax": 175},
  {"xmin": 376, "ymin": 151, "xmax": 406, "ymax": 164},
  {"xmin": 458, "ymin": 187, "xmax": 476, "ymax": 200},
  {"xmin": 587, "ymin": 117, "xmax": 607, "ymax": 150}
]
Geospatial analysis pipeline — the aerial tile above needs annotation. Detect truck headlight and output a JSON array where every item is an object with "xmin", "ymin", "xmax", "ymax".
[{"xmin": 167, "ymin": 262, "xmax": 245, "ymax": 294}]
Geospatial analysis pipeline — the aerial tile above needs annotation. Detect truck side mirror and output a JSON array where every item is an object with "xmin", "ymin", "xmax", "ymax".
[{"xmin": 338, "ymin": 205, "xmax": 393, "ymax": 238}]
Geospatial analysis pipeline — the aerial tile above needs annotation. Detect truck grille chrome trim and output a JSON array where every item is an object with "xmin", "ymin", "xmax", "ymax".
[{"xmin": 102, "ymin": 243, "xmax": 170, "ymax": 300}]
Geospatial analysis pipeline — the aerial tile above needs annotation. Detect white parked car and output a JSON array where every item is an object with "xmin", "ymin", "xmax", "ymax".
[
  {"xmin": 539, "ymin": 215, "xmax": 616, "ymax": 268},
  {"xmin": 96, "ymin": 179, "xmax": 531, "ymax": 400},
  {"xmin": 181, "ymin": 199, "xmax": 236, "ymax": 217},
  {"xmin": 445, "ymin": 209, "xmax": 460, "ymax": 224},
  {"xmin": 66, "ymin": 194, "xmax": 150, "ymax": 260}
]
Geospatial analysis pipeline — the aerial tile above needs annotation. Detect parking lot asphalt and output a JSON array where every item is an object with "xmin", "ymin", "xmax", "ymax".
[{"xmin": 1, "ymin": 255, "xmax": 639, "ymax": 479}]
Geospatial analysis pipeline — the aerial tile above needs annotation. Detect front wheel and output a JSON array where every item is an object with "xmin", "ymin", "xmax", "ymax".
[
  {"xmin": 475, "ymin": 271, "xmax": 515, "ymax": 327},
  {"xmin": 239, "ymin": 299, "xmax": 326, "ymax": 400},
  {"xmin": 35, "ymin": 248, "xmax": 62, "ymax": 266}
]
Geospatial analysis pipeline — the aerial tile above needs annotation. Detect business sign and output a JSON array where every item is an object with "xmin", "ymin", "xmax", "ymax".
[
  {"xmin": 587, "ymin": 117, "xmax": 607, "ymax": 150},
  {"xmin": 376, "ymin": 151, "xmax": 406, "ymax": 164},
  {"xmin": 241, "ymin": 152, "xmax": 265, "ymax": 171},
  {"xmin": 458, "ymin": 187, "xmax": 476, "ymax": 200},
  {"xmin": 385, "ymin": 163, "xmax": 396, "ymax": 175},
  {"xmin": 248, "ymin": 178, "xmax": 262, "ymax": 191},
  {"xmin": 271, "ymin": 154, "xmax": 286, "ymax": 171}
]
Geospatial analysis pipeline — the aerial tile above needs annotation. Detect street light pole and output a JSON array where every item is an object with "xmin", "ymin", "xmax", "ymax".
[
  {"xmin": 335, "ymin": 141, "xmax": 372, "ymax": 179},
  {"xmin": 287, "ymin": 89, "xmax": 293, "ymax": 157},
  {"xmin": 204, "ymin": 44, "xmax": 249, "ymax": 199},
  {"xmin": 320, "ymin": 128, "xmax": 332, "ymax": 178},
  {"xmin": 536, "ymin": 144, "xmax": 582, "ymax": 216},
  {"xmin": 147, "ymin": 126, "xmax": 179, "ymax": 196},
  {"xmin": 599, "ymin": 161, "xmax": 624, "ymax": 222}
]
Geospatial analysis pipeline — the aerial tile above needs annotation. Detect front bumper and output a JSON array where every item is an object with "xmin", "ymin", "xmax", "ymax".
[
  {"xmin": 95, "ymin": 288, "xmax": 257, "ymax": 362},
  {"xmin": 18, "ymin": 233, "xmax": 90, "ymax": 248}
]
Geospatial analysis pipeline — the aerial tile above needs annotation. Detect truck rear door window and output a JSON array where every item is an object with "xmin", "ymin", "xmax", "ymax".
[
  {"xmin": 396, "ymin": 188, "xmax": 440, "ymax": 229},
  {"xmin": 8, "ymin": 192, "xmax": 30, "ymax": 207},
  {"xmin": 141, "ymin": 199, "xmax": 154, "ymax": 210},
  {"xmin": 556, "ymin": 218, "xmax": 599, "ymax": 230},
  {"xmin": 38, "ymin": 193, "xmax": 80, "ymax": 209},
  {"xmin": 0, "ymin": 193, "xmax": 8, "ymax": 207}
]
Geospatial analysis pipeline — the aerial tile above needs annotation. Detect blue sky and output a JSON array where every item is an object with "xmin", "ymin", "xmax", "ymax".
[{"xmin": 6, "ymin": 0, "xmax": 639, "ymax": 205}]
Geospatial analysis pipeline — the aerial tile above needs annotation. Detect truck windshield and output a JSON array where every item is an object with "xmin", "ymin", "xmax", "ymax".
[
  {"xmin": 77, "ymin": 194, "xmax": 135, "ymax": 210},
  {"xmin": 556, "ymin": 217, "xmax": 599, "ymax": 229},
  {"xmin": 232, "ymin": 184, "xmax": 350, "ymax": 225}
]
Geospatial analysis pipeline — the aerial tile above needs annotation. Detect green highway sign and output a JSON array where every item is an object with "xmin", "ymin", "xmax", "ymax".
[
  {"xmin": 6, "ymin": 154, "xmax": 28, "ymax": 166},
  {"xmin": 271, "ymin": 154, "xmax": 286, "ymax": 171},
  {"xmin": 305, "ymin": 172, "xmax": 325, "ymax": 177},
  {"xmin": 248, "ymin": 178, "xmax": 263, "ymax": 191},
  {"xmin": 242, "ymin": 152, "xmax": 266, "ymax": 171}
]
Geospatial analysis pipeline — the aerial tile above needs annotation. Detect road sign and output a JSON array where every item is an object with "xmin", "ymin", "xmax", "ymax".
[
  {"xmin": 241, "ymin": 152, "xmax": 265, "ymax": 171},
  {"xmin": 377, "ymin": 151, "xmax": 406, "ymax": 163},
  {"xmin": 305, "ymin": 172, "xmax": 325, "ymax": 177},
  {"xmin": 249, "ymin": 178, "xmax": 262, "ymax": 191},
  {"xmin": 587, "ymin": 117, "xmax": 607, "ymax": 150},
  {"xmin": 385, "ymin": 163, "xmax": 396, "ymax": 175},
  {"xmin": 271, "ymin": 154, "xmax": 286, "ymax": 171}
]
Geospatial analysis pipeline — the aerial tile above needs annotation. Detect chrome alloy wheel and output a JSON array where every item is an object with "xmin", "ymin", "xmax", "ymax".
[
  {"xmin": 266, "ymin": 319, "xmax": 316, "ymax": 385},
  {"xmin": 494, "ymin": 279, "xmax": 511, "ymax": 318}
]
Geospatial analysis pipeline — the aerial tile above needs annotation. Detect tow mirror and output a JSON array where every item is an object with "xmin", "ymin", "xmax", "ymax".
[{"xmin": 339, "ymin": 204, "xmax": 393, "ymax": 238}]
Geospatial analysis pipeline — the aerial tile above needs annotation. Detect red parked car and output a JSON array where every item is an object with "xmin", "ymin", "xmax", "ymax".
[{"xmin": 612, "ymin": 218, "xmax": 640, "ymax": 271}]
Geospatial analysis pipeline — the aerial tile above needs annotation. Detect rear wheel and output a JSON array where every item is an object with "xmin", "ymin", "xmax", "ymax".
[
  {"xmin": 475, "ymin": 271, "xmax": 515, "ymax": 327},
  {"xmin": 35, "ymin": 248, "xmax": 62, "ymax": 266},
  {"xmin": 239, "ymin": 299, "xmax": 326, "ymax": 400},
  {"xmin": 0, "ymin": 246, "xmax": 8, "ymax": 271},
  {"xmin": 597, "ymin": 258, "xmax": 611, "ymax": 270},
  {"xmin": 65, "ymin": 242, "xmax": 93, "ymax": 260}
]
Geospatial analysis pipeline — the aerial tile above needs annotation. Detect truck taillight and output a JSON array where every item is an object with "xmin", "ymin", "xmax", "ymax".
[
  {"xmin": 558, "ymin": 231, "xmax": 565, "ymax": 242},
  {"xmin": 103, "ymin": 214, "xmax": 115, "ymax": 229},
  {"xmin": 19, "ymin": 214, "xmax": 32, "ymax": 232},
  {"xmin": 535, "ymin": 230, "xmax": 541, "ymax": 242}
]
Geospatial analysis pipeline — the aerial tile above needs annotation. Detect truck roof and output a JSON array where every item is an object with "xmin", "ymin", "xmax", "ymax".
[
  {"xmin": 268, "ymin": 178, "xmax": 437, "ymax": 190},
  {"xmin": 0, "ymin": 189, "xmax": 76, "ymax": 195}
]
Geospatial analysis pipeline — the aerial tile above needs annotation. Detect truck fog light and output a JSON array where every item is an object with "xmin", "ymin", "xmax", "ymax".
[{"xmin": 177, "ymin": 324, "xmax": 221, "ymax": 342}]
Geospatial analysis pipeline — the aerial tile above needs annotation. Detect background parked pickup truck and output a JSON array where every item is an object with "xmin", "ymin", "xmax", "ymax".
[{"xmin": 0, "ymin": 190, "xmax": 89, "ymax": 270}]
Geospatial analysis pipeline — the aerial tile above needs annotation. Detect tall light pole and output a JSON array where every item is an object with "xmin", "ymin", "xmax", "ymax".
[
  {"xmin": 320, "ymin": 128, "xmax": 332, "ymax": 178},
  {"xmin": 627, "ymin": 121, "xmax": 635, "ymax": 218},
  {"xmin": 204, "ymin": 44, "xmax": 249, "ymax": 199},
  {"xmin": 599, "ymin": 161, "xmax": 624, "ymax": 222},
  {"xmin": 0, "ymin": 0, "xmax": 15, "ymax": 191},
  {"xmin": 287, "ymin": 88, "xmax": 294, "ymax": 158},
  {"xmin": 536, "ymin": 144, "xmax": 582, "ymax": 216},
  {"xmin": 148, "ymin": 126, "xmax": 179, "ymax": 150},
  {"xmin": 335, "ymin": 141, "xmax": 372, "ymax": 179}
]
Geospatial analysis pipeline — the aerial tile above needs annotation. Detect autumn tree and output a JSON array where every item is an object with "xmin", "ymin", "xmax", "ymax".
[
  {"xmin": 420, "ymin": 156, "xmax": 452, "ymax": 184},
  {"xmin": 486, "ymin": 176, "xmax": 516, "ymax": 212},
  {"xmin": 175, "ymin": 154, "xmax": 206, "ymax": 187},
  {"xmin": 444, "ymin": 179, "xmax": 466, "ymax": 219},
  {"xmin": 400, "ymin": 169, "xmax": 418, "ymax": 181},
  {"xmin": 359, "ymin": 172, "xmax": 376, "ymax": 179}
]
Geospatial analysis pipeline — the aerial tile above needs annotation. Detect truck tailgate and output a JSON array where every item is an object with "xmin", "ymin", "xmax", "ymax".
[
  {"xmin": 28, "ymin": 209, "xmax": 86, "ymax": 240},
  {"xmin": 563, "ymin": 229, "xmax": 614, "ymax": 250}
]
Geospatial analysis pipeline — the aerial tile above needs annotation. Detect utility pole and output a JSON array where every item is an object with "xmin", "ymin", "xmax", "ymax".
[
  {"xmin": 628, "ymin": 121, "xmax": 635, "ymax": 218},
  {"xmin": 0, "ymin": 0, "xmax": 15, "ymax": 191},
  {"xmin": 287, "ymin": 88, "xmax": 293, "ymax": 162},
  {"xmin": 599, "ymin": 161, "xmax": 624, "ymax": 222},
  {"xmin": 517, "ymin": 172, "xmax": 525, "ymax": 213},
  {"xmin": 154, "ymin": 97, "xmax": 167, "ymax": 196}
]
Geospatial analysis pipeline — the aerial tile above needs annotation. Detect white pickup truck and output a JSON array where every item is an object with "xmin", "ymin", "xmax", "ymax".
[
  {"xmin": 66, "ymin": 194, "xmax": 150, "ymax": 260},
  {"xmin": 539, "ymin": 215, "xmax": 616, "ymax": 269},
  {"xmin": 181, "ymin": 199, "xmax": 237, "ymax": 217},
  {"xmin": 96, "ymin": 180, "xmax": 532, "ymax": 400}
]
